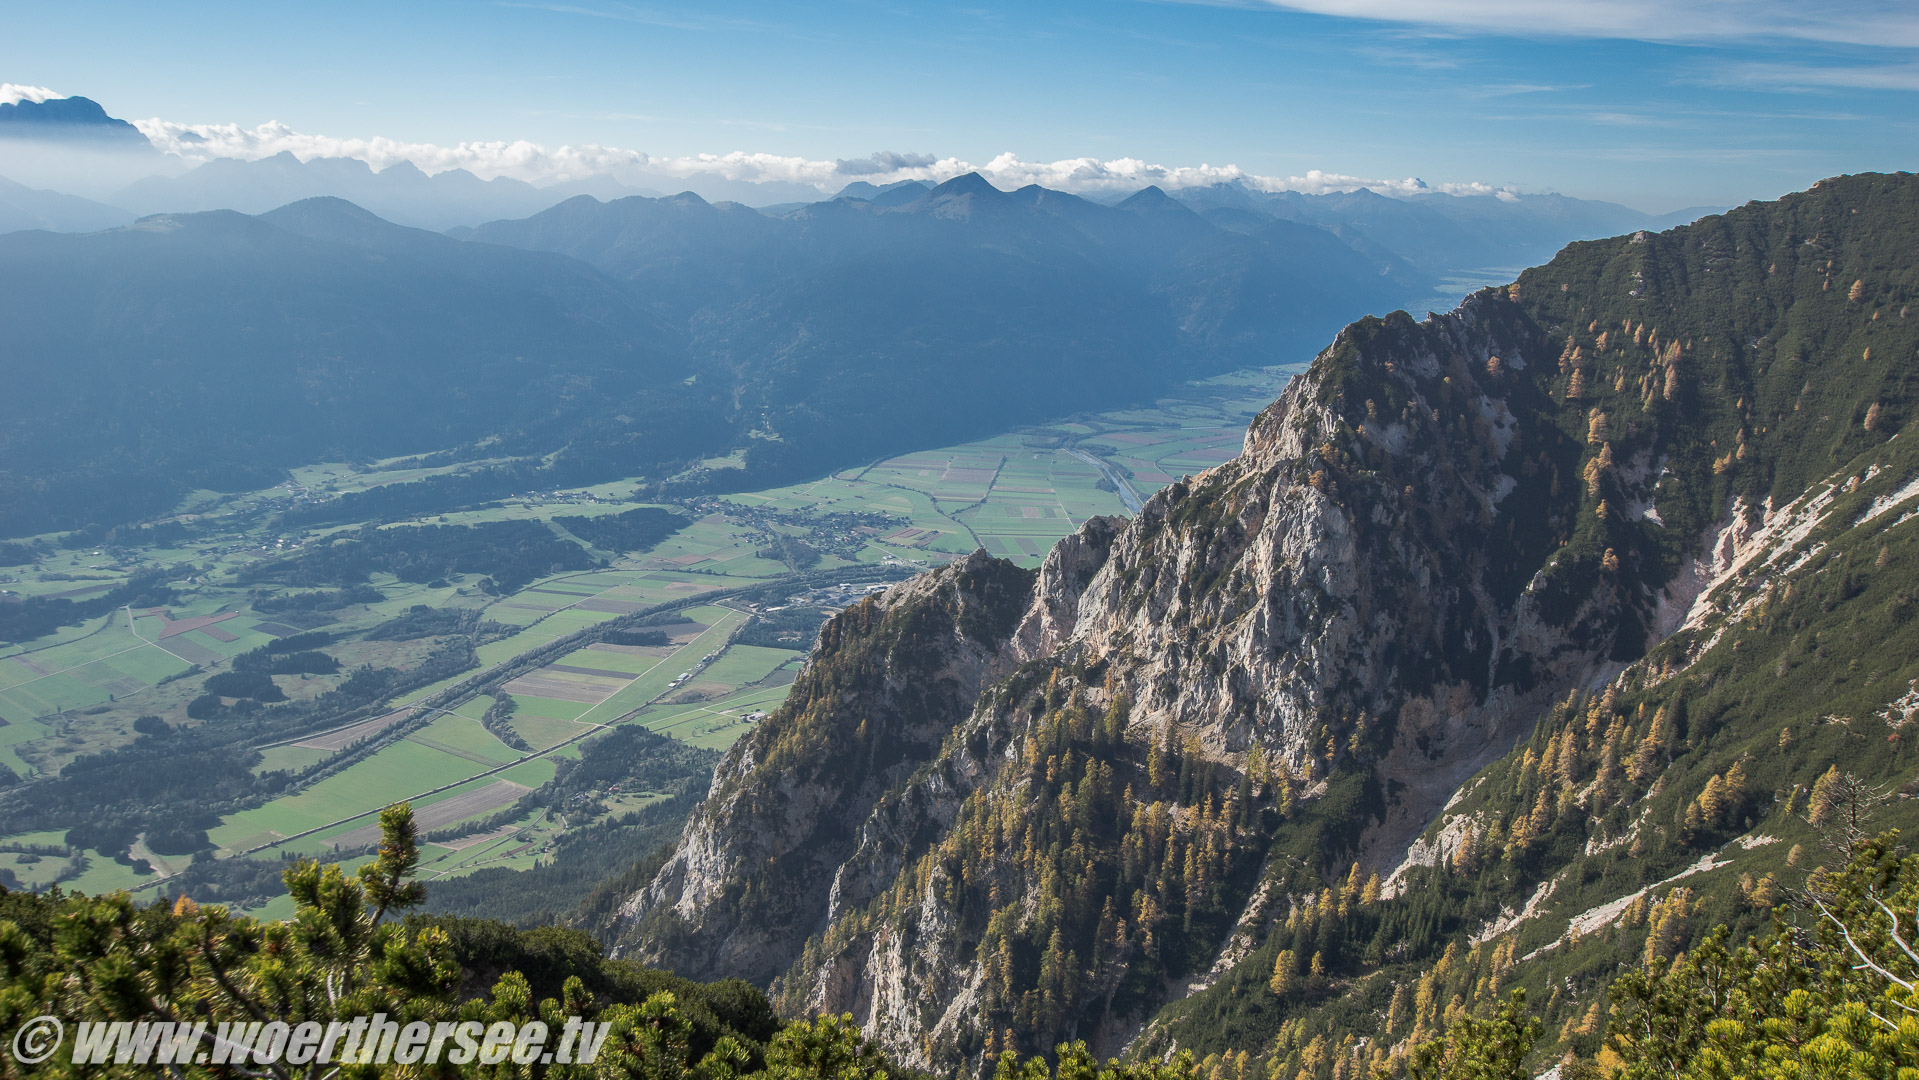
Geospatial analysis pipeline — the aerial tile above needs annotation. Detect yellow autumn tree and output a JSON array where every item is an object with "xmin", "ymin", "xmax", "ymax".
[{"xmin": 1270, "ymin": 949, "xmax": 1296, "ymax": 996}]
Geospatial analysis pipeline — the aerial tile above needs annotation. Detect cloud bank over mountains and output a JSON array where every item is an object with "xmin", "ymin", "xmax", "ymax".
[
  {"xmin": 1, "ymin": 84, "xmax": 63, "ymax": 106},
  {"xmin": 129, "ymin": 115, "xmax": 1510, "ymax": 200}
]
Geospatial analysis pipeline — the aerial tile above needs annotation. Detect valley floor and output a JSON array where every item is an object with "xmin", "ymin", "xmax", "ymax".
[{"xmin": 0, "ymin": 359, "xmax": 1304, "ymax": 913}]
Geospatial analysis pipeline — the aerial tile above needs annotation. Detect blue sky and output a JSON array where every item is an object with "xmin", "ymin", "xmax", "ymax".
[{"xmin": 4, "ymin": 0, "xmax": 1916, "ymax": 211}]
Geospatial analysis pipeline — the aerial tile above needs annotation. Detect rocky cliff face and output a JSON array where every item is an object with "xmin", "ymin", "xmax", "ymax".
[
  {"xmin": 614, "ymin": 553, "xmax": 1037, "ymax": 985},
  {"xmin": 611, "ymin": 173, "xmax": 1919, "ymax": 1073},
  {"xmin": 764, "ymin": 292, "xmax": 1664, "ymax": 1068},
  {"xmin": 614, "ymin": 293, "xmax": 1645, "ymax": 1066}
]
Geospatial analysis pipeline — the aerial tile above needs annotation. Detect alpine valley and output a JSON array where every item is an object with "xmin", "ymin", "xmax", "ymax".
[
  {"xmin": 604, "ymin": 171, "xmax": 1919, "ymax": 1076},
  {"xmin": 5, "ymin": 163, "xmax": 1919, "ymax": 1080}
]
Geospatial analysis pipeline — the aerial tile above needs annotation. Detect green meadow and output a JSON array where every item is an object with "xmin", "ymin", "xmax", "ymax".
[{"xmin": 205, "ymin": 603, "xmax": 765, "ymax": 861}]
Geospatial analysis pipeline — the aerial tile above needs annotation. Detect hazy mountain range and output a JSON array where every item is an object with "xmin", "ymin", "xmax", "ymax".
[
  {"xmin": 0, "ymin": 102, "xmax": 1737, "ymax": 541},
  {"xmin": 0, "ymin": 95, "xmax": 1721, "ymax": 257},
  {"xmin": 0, "ymin": 174, "xmax": 131, "ymax": 233},
  {"xmin": 0, "ymin": 92, "xmax": 1731, "ymax": 543},
  {"xmin": 1175, "ymin": 182, "xmax": 1719, "ymax": 276},
  {"xmin": 0, "ymin": 173, "xmax": 1418, "ymax": 536}
]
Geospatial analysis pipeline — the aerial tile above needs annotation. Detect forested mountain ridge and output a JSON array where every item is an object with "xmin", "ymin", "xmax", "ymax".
[
  {"xmin": 607, "ymin": 172, "xmax": 1919, "ymax": 1074},
  {"xmin": 1134, "ymin": 169, "xmax": 1919, "ymax": 1074}
]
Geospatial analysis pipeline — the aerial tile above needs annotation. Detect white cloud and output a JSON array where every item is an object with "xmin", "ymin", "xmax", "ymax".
[
  {"xmin": 1235, "ymin": 0, "xmax": 1919, "ymax": 48},
  {"xmin": 971, "ymin": 154, "xmax": 1505, "ymax": 197},
  {"xmin": 1464, "ymin": 82, "xmax": 1593, "ymax": 99},
  {"xmin": 1707, "ymin": 61, "xmax": 1919, "ymax": 92},
  {"xmin": 1, "ymin": 84, "xmax": 63, "ymax": 106},
  {"xmin": 130, "ymin": 116, "xmax": 1516, "ymax": 200}
]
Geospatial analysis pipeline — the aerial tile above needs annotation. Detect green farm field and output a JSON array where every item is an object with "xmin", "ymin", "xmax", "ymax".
[
  {"xmin": 200, "ymin": 604, "xmax": 767, "ymax": 864},
  {"xmin": 638, "ymin": 682, "xmax": 791, "ymax": 750}
]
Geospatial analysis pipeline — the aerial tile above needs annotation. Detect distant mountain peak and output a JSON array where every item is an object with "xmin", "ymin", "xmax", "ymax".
[
  {"xmin": 1117, "ymin": 185, "xmax": 1194, "ymax": 215},
  {"xmin": 0, "ymin": 95, "xmax": 151, "ymax": 147},
  {"xmin": 262, "ymin": 194, "xmax": 388, "ymax": 224},
  {"xmin": 927, "ymin": 172, "xmax": 1003, "ymax": 200}
]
